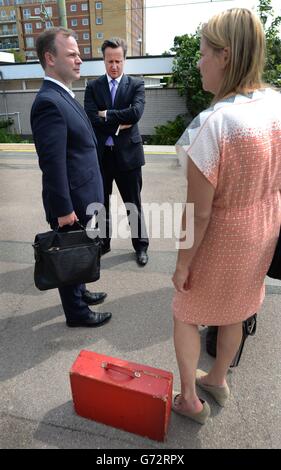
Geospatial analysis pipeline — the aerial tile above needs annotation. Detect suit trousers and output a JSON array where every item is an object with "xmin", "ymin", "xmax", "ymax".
[
  {"xmin": 50, "ymin": 219, "xmax": 91, "ymax": 322},
  {"xmin": 102, "ymin": 146, "xmax": 149, "ymax": 252}
]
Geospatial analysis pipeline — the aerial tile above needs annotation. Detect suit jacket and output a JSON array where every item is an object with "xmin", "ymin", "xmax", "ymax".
[
  {"xmin": 84, "ymin": 74, "xmax": 145, "ymax": 171},
  {"xmin": 30, "ymin": 80, "xmax": 104, "ymax": 222}
]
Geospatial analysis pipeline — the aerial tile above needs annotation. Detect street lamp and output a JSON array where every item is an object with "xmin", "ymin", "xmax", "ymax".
[{"xmin": 137, "ymin": 36, "xmax": 142, "ymax": 56}]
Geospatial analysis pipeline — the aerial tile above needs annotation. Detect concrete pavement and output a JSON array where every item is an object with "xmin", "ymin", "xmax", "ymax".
[{"xmin": 0, "ymin": 148, "xmax": 280, "ymax": 449}]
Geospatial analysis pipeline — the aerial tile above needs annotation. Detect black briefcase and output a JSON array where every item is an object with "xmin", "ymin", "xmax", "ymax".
[
  {"xmin": 267, "ymin": 229, "xmax": 281, "ymax": 280},
  {"xmin": 33, "ymin": 224, "xmax": 101, "ymax": 291}
]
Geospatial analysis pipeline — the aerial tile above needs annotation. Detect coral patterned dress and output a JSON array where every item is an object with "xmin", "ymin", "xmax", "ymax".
[{"xmin": 172, "ymin": 89, "xmax": 281, "ymax": 325}]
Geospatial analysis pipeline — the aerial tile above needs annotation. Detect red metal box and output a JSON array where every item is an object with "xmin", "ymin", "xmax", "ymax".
[{"xmin": 69, "ymin": 350, "xmax": 173, "ymax": 441}]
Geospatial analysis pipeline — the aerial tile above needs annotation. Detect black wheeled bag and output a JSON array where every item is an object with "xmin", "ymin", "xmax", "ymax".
[{"xmin": 267, "ymin": 229, "xmax": 281, "ymax": 280}]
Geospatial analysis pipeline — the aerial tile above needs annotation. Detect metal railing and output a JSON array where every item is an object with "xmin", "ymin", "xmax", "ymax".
[
  {"xmin": 0, "ymin": 17, "xmax": 17, "ymax": 23},
  {"xmin": 14, "ymin": 0, "xmax": 56, "ymax": 3},
  {"xmin": 0, "ymin": 43, "xmax": 19, "ymax": 50},
  {"xmin": 0, "ymin": 30, "xmax": 18, "ymax": 36}
]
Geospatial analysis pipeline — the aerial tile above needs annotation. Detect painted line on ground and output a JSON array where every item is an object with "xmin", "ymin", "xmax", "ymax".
[{"xmin": 0, "ymin": 149, "xmax": 177, "ymax": 155}]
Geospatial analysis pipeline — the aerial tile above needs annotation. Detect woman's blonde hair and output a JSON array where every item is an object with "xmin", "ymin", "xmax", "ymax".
[{"xmin": 201, "ymin": 8, "xmax": 266, "ymax": 102}]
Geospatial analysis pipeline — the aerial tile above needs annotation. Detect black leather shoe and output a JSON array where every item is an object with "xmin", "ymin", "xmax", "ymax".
[
  {"xmin": 66, "ymin": 311, "xmax": 112, "ymax": 328},
  {"xmin": 206, "ymin": 326, "xmax": 218, "ymax": 358},
  {"xmin": 82, "ymin": 290, "xmax": 107, "ymax": 305},
  {"xmin": 101, "ymin": 242, "xmax": 111, "ymax": 255},
  {"xmin": 136, "ymin": 250, "xmax": 148, "ymax": 266}
]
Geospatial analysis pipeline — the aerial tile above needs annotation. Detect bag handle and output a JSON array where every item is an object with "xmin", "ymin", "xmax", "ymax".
[
  {"xmin": 101, "ymin": 361, "xmax": 141, "ymax": 378},
  {"xmin": 54, "ymin": 221, "xmax": 86, "ymax": 232}
]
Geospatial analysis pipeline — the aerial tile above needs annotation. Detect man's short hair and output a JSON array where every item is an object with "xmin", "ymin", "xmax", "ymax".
[
  {"xmin": 36, "ymin": 27, "xmax": 75, "ymax": 69},
  {"xmin": 101, "ymin": 37, "xmax": 127, "ymax": 59}
]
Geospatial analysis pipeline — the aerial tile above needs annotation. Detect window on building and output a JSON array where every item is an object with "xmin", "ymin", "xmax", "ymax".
[
  {"xmin": 15, "ymin": 0, "xmax": 24, "ymax": 4},
  {"xmin": 96, "ymin": 17, "xmax": 102, "ymax": 25},
  {"xmin": 81, "ymin": 3, "xmax": 88, "ymax": 11},
  {"xmin": 83, "ymin": 32, "xmax": 89, "ymax": 40},
  {"xmin": 96, "ymin": 32, "xmax": 103, "ymax": 39},
  {"xmin": 36, "ymin": 22, "xmax": 42, "ymax": 29},
  {"xmin": 24, "ymin": 23, "xmax": 32, "ymax": 33},
  {"xmin": 10, "ymin": 10, "xmax": 16, "ymax": 19},
  {"xmin": 70, "ymin": 4, "xmax": 77, "ymax": 12},
  {"xmin": 26, "ymin": 51, "xmax": 36, "ymax": 59},
  {"xmin": 0, "ymin": 9, "xmax": 6, "ymax": 16},
  {"xmin": 45, "ymin": 21, "xmax": 52, "ymax": 29},
  {"xmin": 23, "ymin": 9, "xmax": 31, "ymax": 19},
  {"xmin": 26, "ymin": 37, "xmax": 34, "ymax": 48},
  {"xmin": 95, "ymin": 2, "xmax": 102, "ymax": 9},
  {"xmin": 71, "ymin": 19, "xmax": 78, "ymax": 27},
  {"xmin": 34, "ymin": 7, "xmax": 40, "ymax": 14},
  {"xmin": 84, "ymin": 47, "xmax": 90, "ymax": 54},
  {"xmin": 0, "ymin": 0, "xmax": 4, "ymax": 6},
  {"xmin": 46, "ymin": 7, "xmax": 52, "ymax": 16},
  {"xmin": 97, "ymin": 47, "xmax": 102, "ymax": 54},
  {"xmin": 82, "ymin": 18, "xmax": 89, "ymax": 26}
]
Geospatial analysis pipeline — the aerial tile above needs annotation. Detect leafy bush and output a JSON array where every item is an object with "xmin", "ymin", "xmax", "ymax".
[
  {"xmin": 0, "ymin": 129, "xmax": 29, "ymax": 143},
  {"xmin": 0, "ymin": 118, "xmax": 14, "ymax": 129},
  {"xmin": 147, "ymin": 115, "xmax": 187, "ymax": 145}
]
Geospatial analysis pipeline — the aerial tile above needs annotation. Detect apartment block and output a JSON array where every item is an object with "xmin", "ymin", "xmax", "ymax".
[
  {"xmin": 0, "ymin": 0, "xmax": 145, "ymax": 61},
  {"xmin": 0, "ymin": 3, "xmax": 24, "ymax": 54},
  {"xmin": 89, "ymin": 0, "xmax": 145, "ymax": 58}
]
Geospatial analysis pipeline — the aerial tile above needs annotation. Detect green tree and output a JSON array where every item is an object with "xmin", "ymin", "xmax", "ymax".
[
  {"xmin": 171, "ymin": 0, "xmax": 281, "ymax": 118},
  {"xmin": 150, "ymin": 0, "xmax": 281, "ymax": 144},
  {"xmin": 170, "ymin": 32, "xmax": 212, "ymax": 119},
  {"xmin": 9, "ymin": 49, "xmax": 25, "ymax": 63},
  {"xmin": 258, "ymin": 0, "xmax": 281, "ymax": 87}
]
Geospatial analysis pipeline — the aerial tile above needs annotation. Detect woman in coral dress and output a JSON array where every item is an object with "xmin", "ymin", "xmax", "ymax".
[{"xmin": 171, "ymin": 8, "xmax": 281, "ymax": 424}]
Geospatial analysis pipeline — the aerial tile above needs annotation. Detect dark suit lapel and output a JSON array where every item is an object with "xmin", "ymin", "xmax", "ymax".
[
  {"xmin": 101, "ymin": 75, "xmax": 112, "ymax": 109},
  {"xmin": 42, "ymin": 81, "xmax": 97, "ymax": 145},
  {"xmin": 61, "ymin": 90, "xmax": 92, "ymax": 129},
  {"xmin": 65, "ymin": 93, "xmax": 98, "ymax": 146},
  {"xmin": 114, "ymin": 75, "xmax": 129, "ymax": 108}
]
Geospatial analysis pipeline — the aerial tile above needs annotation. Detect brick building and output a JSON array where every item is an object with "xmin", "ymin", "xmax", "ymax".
[{"xmin": 0, "ymin": 0, "xmax": 145, "ymax": 61}]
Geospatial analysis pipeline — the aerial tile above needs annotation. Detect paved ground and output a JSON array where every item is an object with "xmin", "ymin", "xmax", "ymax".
[{"xmin": 0, "ymin": 148, "xmax": 281, "ymax": 449}]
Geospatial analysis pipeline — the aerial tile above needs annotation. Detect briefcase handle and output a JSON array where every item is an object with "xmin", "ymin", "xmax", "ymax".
[
  {"xmin": 54, "ymin": 221, "xmax": 100, "ymax": 239},
  {"xmin": 54, "ymin": 221, "xmax": 86, "ymax": 232},
  {"xmin": 101, "ymin": 361, "xmax": 141, "ymax": 378}
]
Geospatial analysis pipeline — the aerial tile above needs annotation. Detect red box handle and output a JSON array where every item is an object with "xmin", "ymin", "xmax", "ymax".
[{"xmin": 101, "ymin": 361, "xmax": 141, "ymax": 378}]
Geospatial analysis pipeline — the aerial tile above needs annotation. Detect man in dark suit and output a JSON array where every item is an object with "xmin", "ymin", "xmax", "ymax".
[
  {"xmin": 30, "ymin": 27, "xmax": 111, "ymax": 328},
  {"xmin": 84, "ymin": 37, "xmax": 149, "ymax": 266}
]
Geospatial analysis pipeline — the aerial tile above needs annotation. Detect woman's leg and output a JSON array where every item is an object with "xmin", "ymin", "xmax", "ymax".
[
  {"xmin": 202, "ymin": 322, "xmax": 243, "ymax": 386},
  {"xmin": 173, "ymin": 318, "xmax": 203, "ymax": 413}
]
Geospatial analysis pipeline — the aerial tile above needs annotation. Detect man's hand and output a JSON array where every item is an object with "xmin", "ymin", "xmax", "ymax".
[
  {"xmin": 98, "ymin": 110, "xmax": 107, "ymax": 118},
  {"xmin": 115, "ymin": 124, "xmax": 133, "ymax": 136},
  {"xmin": 58, "ymin": 211, "xmax": 78, "ymax": 228}
]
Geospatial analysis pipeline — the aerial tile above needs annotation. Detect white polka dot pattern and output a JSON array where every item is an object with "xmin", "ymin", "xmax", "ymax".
[{"xmin": 173, "ymin": 89, "xmax": 281, "ymax": 325}]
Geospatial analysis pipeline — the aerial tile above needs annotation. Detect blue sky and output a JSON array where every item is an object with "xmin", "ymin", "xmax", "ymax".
[{"xmin": 145, "ymin": 0, "xmax": 281, "ymax": 55}]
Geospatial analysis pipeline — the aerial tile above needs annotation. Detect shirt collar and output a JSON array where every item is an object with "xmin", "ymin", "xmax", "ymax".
[
  {"xmin": 106, "ymin": 74, "xmax": 123, "ymax": 86},
  {"xmin": 44, "ymin": 76, "xmax": 75, "ymax": 98}
]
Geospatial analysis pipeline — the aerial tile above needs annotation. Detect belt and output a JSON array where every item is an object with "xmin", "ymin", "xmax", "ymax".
[{"xmin": 105, "ymin": 145, "xmax": 115, "ymax": 151}]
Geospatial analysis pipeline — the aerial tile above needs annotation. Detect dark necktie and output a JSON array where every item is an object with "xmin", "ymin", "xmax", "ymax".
[{"xmin": 106, "ymin": 79, "xmax": 117, "ymax": 146}]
